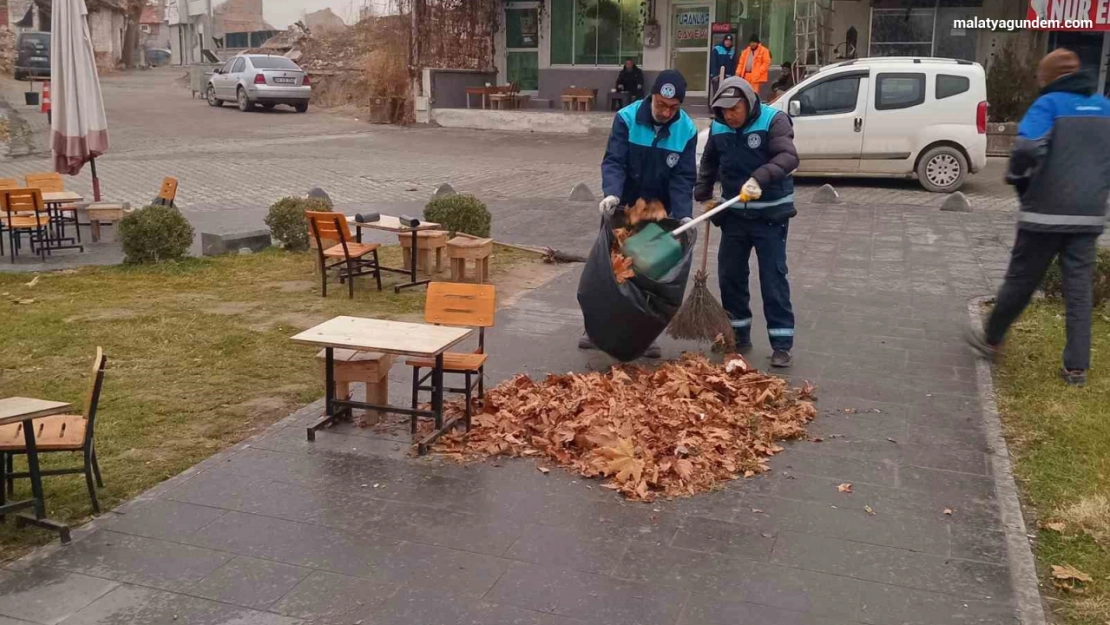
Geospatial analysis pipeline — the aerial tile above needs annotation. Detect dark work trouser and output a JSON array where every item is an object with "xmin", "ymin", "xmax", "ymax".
[
  {"xmin": 718, "ymin": 218, "xmax": 795, "ymax": 351},
  {"xmin": 985, "ymin": 229, "xmax": 1098, "ymax": 371}
]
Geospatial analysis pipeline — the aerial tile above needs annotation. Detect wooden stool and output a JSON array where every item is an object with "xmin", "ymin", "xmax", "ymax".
[
  {"xmin": 397, "ymin": 230, "xmax": 448, "ymax": 275},
  {"xmin": 446, "ymin": 237, "xmax": 493, "ymax": 284},
  {"xmin": 85, "ymin": 203, "xmax": 130, "ymax": 243},
  {"xmin": 316, "ymin": 349, "xmax": 393, "ymax": 425}
]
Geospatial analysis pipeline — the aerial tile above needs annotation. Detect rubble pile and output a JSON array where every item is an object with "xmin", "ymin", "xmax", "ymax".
[
  {"xmin": 0, "ymin": 27, "xmax": 15, "ymax": 76},
  {"xmin": 435, "ymin": 354, "xmax": 818, "ymax": 502}
]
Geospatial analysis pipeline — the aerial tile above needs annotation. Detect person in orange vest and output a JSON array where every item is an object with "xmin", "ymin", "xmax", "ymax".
[{"xmin": 737, "ymin": 34, "xmax": 772, "ymax": 95}]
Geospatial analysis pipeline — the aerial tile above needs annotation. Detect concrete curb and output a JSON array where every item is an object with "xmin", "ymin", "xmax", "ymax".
[{"xmin": 967, "ymin": 295, "xmax": 1047, "ymax": 625}]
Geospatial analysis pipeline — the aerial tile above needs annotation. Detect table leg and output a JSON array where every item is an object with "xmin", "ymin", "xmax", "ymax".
[
  {"xmin": 432, "ymin": 353, "xmax": 444, "ymax": 429},
  {"xmin": 14, "ymin": 417, "xmax": 70, "ymax": 544},
  {"xmin": 394, "ymin": 229, "xmax": 432, "ymax": 293},
  {"xmin": 307, "ymin": 346, "xmax": 336, "ymax": 441}
]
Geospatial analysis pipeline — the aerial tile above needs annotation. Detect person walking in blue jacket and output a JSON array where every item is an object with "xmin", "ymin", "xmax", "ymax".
[
  {"xmin": 709, "ymin": 34, "xmax": 738, "ymax": 96},
  {"xmin": 695, "ymin": 76, "xmax": 800, "ymax": 368},
  {"xmin": 581, "ymin": 69, "xmax": 699, "ymax": 357},
  {"xmin": 967, "ymin": 49, "xmax": 1110, "ymax": 386}
]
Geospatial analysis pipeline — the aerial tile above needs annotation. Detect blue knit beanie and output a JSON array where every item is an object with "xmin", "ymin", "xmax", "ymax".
[{"xmin": 652, "ymin": 70, "xmax": 687, "ymax": 103}]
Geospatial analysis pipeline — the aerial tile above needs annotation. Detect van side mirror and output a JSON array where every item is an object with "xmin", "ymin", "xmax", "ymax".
[{"xmin": 788, "ymin": 100, "xmax": 801, "ymax": 117}]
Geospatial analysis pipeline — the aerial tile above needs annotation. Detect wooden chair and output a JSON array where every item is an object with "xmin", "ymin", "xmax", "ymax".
[
  {"xmin": 1, "ymin": 188, "xmax": 51, "ymax": 262},
  {"xmin": 488, "ymin": 83, "xmax": 519, "ymax": 110},
  {"xmin": 0, "ymin": 347, "xmax": 107, "ymax": 514},
  {"xmin": 0, "ymin": 179, "xmax": 19, "ymax": 190},
  {"xmin": 25, "ymin": 172, "xmax": 81, "ymax": 243},
  {"xmin": 155, "ymin": 177, "xmax": 178, "ymax": 208},
  {"xmin": 407, "ymin": 283, "xmax": 496, "ymax": 433},
  {"xmin": 306, "ymin": 211, "xmax": 383, "ymax": 299}
]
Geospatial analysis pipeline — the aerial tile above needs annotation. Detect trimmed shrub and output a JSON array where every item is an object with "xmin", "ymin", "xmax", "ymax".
[
  {"xmin": 424, "ymin": 194, "xmax": 491, "ymax": 238},
  {"xmin": 986, "ymin": 38, "xmax": 1040, "ymax": 123},
  {"xmin": 265, "ymin": 197, "xmax": 333, "ymax": 251},
  {"xmin": 119, "ymin": 205, "xmax": 195, "ymax": 264},
  {"xmin": 1042, "ymin": 247, "xmax": 1110, "ymax": 308}
]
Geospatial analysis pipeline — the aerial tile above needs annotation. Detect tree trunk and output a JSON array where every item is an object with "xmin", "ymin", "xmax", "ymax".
[{"xmin": 121, "ymin": 1, "xmax": 144, "ymax": 69}]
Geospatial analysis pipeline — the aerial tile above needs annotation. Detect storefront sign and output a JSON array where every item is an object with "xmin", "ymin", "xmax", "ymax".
[
  {"xmin": 1027, "ymin": 0, "xmax": 1110, "ymax": 30},
  {"xmin": 711, "ymin": 22, "xmax": 734, "ymax": 34},
  {"xmin": 675, "ymin": 9, "xmax": 711, "ymax": 44}
]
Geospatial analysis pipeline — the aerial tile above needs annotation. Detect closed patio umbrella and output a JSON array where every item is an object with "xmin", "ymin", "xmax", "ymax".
[{"xmin": 51, "ymin": 0, "xmax": 109, "ymax": 200}]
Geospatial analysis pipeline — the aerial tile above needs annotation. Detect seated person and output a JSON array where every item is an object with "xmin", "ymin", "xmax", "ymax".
[
  {"xmin": 769, "ymin": 62, "xmax": 797, "ymax": 101},
  {"xmin": 616, "ymin": 58, "xmax": 645, "ymax": 99}
]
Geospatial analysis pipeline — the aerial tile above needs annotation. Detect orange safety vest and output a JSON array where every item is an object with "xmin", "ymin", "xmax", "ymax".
[{"xmin": 737, "ymin": 44, "xmax": 772, "ymax": 86}]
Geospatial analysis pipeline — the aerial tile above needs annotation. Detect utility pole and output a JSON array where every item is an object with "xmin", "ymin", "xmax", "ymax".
[{"xmin": 409, "ymin": 0, "xmax": 422, "ymax": 119}]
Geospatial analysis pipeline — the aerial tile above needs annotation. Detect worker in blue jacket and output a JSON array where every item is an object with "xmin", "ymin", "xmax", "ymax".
[
  {"xmin": 695, "ymin": 76, "xmax": 800, "ymax": 368},
  {"xmin": 709, "ymin": 34, "xmax": 738, "ymax": 96},
  {"xmin": 967, "ymin": 49, "xmax": 1110, "ymax": 386},
  {"xmin": 582, "ymin": 69, "xmax": 698, "ymax": 357}
]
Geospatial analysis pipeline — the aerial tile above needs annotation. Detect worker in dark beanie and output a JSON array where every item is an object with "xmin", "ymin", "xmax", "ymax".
[
  {"xmin": 710, "ymin": 34, "xmax": 737, "ymax": 96},
  {"xmin": 967, "ymin": 48, "xmax": 1110, "ymax": 386},
  {"xmin": 585, "ymin": 69, "xmax": 698, "ymax": 357}
]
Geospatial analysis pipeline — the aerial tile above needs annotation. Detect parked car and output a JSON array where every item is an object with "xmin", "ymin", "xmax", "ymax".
[
  {"xmin": 696, "ymin": 57, "xmax": 988, "ymax": 193},
  {"xmin": 206, "ymin": 54, "xmax": 311, "ymax": 113},
  {"xmin": 14, "ymin": 31, "xmax": 51, "ymax": 81}
]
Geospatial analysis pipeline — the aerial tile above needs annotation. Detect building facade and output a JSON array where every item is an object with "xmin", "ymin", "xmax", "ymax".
[{"xmin": 491, "ymin": 0, "xmax": 1107, "ymax": 106}]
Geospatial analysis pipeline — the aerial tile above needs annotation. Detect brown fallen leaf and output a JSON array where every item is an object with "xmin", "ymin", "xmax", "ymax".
[
  {"xmin": 14, "ymin": 299, "xmax": 34, "ymax": 305},
  {"xmin": 944, "ymin": 508, "xmax": 954, "ymax": 516},
  {"xmin": 751, "ymin": 508, "xmax": 765, "ymax": 514},
  {"xmin": 610, "ymin": 250, "xmax": 635, "ymax": 284},
  {"xmin": 1044, "ymin": 521, "xmax": 1066, "ymax": 533},
  {"xmin": 838, "ymin": 483, "xmax": 853, "ymax": 493},
  {"xmin": 864, "ymin": 505, "xmax": 876, "ymax": 515},
  {"xmin": 1052, "ymin": 564, "xmax": 1093, "ymax": 583}
]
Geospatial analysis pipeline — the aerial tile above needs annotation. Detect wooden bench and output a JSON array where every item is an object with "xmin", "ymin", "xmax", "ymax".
[
  {"xmin": 316, "ymin": 349, "xmax": 392, "ymax": 425},
  {"xmin": 84, "ymin": 203, "xmax": 131, "ymax": 243},
  {"xmin": 561, "ymin": 88, "xmax": 597, "ymax": 112},
  {"xmin": 397, "ymin": 230, "xmax": 449, "ymax": 275},
  {"xmin": 446, "ymin": 237, "xmax": 493, "ymax": 284}
]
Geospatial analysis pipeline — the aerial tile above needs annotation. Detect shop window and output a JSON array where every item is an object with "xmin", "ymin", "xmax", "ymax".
[
  {"xmin": 936, "ymin": 74, "xmax": 969, "ymax": 99},
  {"xmin": 550, "ymin": 0, "xmax": 644, "ymax": 66},
  {"xmin": 869, "ymin": 8, "xmax": 933, "ymax": 57},
  {"xmin": 793, "ymin": 75, "xmax": 860, "ymax": 116},
  {"xmin": 876, "ymin": 73, "xmax": 925, "ymax": 110}
]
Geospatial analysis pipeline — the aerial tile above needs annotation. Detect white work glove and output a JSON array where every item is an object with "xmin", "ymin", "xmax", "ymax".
[
  {"xmin": 741, "ymin": 178, "xmax": 763, "ymax": 201},
  {"xmin": 680, "ymin": 217, "xmax": 692, "ymax": 225},
  {"xmin": 598, "ymin": 195, "xmax": 621, "ymax": 215}
]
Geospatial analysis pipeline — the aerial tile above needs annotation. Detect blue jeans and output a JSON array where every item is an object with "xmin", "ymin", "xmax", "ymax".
[{"xmin": 717, "ymin": 218, "xmax": 795, "ymax": 351}]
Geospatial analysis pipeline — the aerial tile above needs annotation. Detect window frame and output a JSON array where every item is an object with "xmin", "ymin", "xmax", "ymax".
[
  {"xmin": 548, "ymin": 0, "xmax": 644, "ymax": 68},
  {"xmin": 230, "ymin": 57, "xmax": 246, "ymax": 74},
  {"xmin": 790, "ymin": 70, "xmax": 867, "ymax": 118},
  {"xmin": 874, "ymin": 72, "xmax": 926, "ymax": 111}
]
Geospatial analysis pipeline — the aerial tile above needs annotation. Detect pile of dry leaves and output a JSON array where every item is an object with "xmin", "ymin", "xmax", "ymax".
[
  {"xmin": 435, "ymin": 354, "xmax": 817, "ymax": 502},
  {"xmin": 610, "ymin": 200, "xmax": 667, "ymax": 284}
]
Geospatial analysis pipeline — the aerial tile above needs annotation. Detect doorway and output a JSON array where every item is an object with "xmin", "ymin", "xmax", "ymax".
[
  {"xmin": 504, "ymin": 2, "xmax": 540, "ymax": 92},
  {"xmin": 671, "ymin": 2, "xmax": 713, "ymax": 97}
]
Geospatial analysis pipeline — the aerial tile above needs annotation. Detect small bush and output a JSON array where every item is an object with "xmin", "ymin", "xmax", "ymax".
[
  {"xmin": 1042, "ymin": 247, "xmax": 1110, "ymax": 307},
  {"xmin": 424, "ymin": 194, "xmax": 491, "ymax": 238},
  {"xmin": 119, "ymin": 205, "xmax": 195, "ymax": 264},
  {"xmin": 987, "ymin": 38, "xmax": 1040, "ymax": 123},
  {"xmin": 265, "ymin": 197, "xmax": 333, "ymax": 251}
]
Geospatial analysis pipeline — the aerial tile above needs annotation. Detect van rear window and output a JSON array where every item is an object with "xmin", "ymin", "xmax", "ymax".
[
  {"xmin": 936, "ymin": 74, "xmax": 970, "ymax": 100},
  {"xmin": 875, "ymin": 73, "xmax": 925, "ymax": 111}
]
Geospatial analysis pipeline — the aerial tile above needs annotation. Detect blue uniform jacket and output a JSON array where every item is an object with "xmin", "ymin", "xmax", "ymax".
[
  {"xmin": 695, "ymin": 97, "xmax": 799, "ymax": 223},
  {"xmin": 601, "ymin": 97, "xmax": 698, "ymax": 220},
  {"xmin": 1007, "ymin": 71, "xmax": 1110, "ymax": 234},
  {"xmin": 710, "ymin": 45, "xmax": 737, "ymax": 81}
]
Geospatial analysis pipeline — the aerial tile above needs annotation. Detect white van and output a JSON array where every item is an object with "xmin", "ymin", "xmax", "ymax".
[{"xmin": 696, "ymin": 57, "xmax": 989, "ymax": 192}]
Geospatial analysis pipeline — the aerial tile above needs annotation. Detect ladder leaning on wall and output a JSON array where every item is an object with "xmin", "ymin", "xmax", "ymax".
[{"xmin": 793, "ymin": 0, "xmax": 833, "ymax": 78}]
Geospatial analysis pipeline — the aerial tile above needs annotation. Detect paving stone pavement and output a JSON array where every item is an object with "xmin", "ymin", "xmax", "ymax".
[{"xmin": 2, "ymin": 200, "xmax": 1045, "ymax": 625}]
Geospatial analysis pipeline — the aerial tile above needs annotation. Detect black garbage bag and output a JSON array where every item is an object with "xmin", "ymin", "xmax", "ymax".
[{"xmin": 577, "ymin": 210, "xmax": 697, "ymax": 362}]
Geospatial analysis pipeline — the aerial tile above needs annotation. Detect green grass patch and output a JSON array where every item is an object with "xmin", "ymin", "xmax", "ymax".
[
  {"xmin": 995, "ymin": 301, "xmax": 1110, "ymax": 625},
  {"xmin": 0, "ymin": 245, "xmax": 536, "ymax": 561}
]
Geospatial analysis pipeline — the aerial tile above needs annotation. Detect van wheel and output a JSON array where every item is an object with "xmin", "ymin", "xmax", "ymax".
[{"xmin": 917, "ymin": 146, "xmax": 968, "ymax": 193}]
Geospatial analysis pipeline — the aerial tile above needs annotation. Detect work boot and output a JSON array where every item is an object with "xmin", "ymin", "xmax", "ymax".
[
  {"xmin": 735, "ymin": 339, "xmax": 753, "ymax": 354},
  {"xmin": 643, "ymin": 343, "xmax": 662, "ymax": 359},
  {"xmin": 965, "ymin": 327, "xmax": 1002, "ymax": 362},
  {"xmin": 1060, "ymin": 369, "xmax": 1087, "ymax": 387},
  {"xmin": 578, "ymin": 334, "xmax": 596, "ymax": 350},
  {"xmin": 770, "ymin": 350, "xmax": 793, "ymax": 368}
]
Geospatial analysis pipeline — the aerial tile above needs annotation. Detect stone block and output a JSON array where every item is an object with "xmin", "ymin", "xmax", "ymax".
[
  {"xmin": 939, "ymin": 192, "xmax": 971, "ymax": 212},
  {"xmin": 201, "ymin": 230, "xmax": 272, "ymax": 256},
  {"xmin": 569, "ymin": 182, "xmax": 596, "ymax": 202},
  {"xmin": 433, "ymin": 183, "xmax": 456, "ymax": 199},
  {"xmin": 812, "ymin": 184, "xmax": 840, "ymax": 204},
  {"xmin": 307, "ymin": 187, "xmax": 333, "ymax": 207}
]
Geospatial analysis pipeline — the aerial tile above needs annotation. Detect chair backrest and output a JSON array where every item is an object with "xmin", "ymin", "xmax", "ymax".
[
  {"xmin": 3, "ymin": 188, "xmax": 45, "ymax": 216},
  {"xmin": 425, "ymin": 282, "xmax": 496, "ymax": 329},
  {"xmin": 24, "ymin": 172, "xmax": 64, "ymax": 193},
  {"xmin": 82, "ymin": 347, "xmax": 108, "ymax": 447},
  {"xmin": 0, "ymin": 179, "xmax": 19, "ymax": 190},
  {"xmin": 158, "ymin": 177, "xmax": 178, "ymax": 203},
  {"xmin": 306, "ymin": 211, "xmax": 353, "ymax": 245}
]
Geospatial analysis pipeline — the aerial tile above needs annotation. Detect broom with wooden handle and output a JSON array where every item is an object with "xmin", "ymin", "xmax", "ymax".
[{"xmin": 667, "ymin": 201, "xmax": 736, "ymax": 348}]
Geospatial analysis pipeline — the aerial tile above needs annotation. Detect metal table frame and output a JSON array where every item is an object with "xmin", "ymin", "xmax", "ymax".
[
  {"xmin": 41, "ymin": 193, "xmax": 85, "ymax": 256},
  {"xmin": 352, "ymin": 218, "xmax": 442, "ymax": 294},
  {"xmin": 0, "ymin": 399, "xmax": 73, "ymax": 544}
]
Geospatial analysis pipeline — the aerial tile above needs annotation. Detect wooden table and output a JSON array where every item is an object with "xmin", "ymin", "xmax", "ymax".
[
  {"xmin": 41, "ymin": 191, "xmax": 85, "ymax": 251},
  {"xmin": 0, "ymin": 397, "xmax": 73, "ymax": 544},
  {"xmin": 465, "ymin": 86, "xmax": 495, "ymax": 109},
  {"xmin": 292, "ymin": 317, "xmax": 473, "ymax": 454},
  {"xmin": 350, "ymin": 215, "xmax": 442, "ymax": 293}
]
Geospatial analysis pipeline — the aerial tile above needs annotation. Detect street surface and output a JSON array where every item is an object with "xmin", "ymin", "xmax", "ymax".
[{"xmin": 0, "ymin": 67, "xmax": 1044, "ymax": 625}]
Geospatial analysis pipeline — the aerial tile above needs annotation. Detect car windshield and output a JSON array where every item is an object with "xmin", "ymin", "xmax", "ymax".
[
  {"xmin": 250, "ymin": 57, "xmax": 299, "ymax": 70},
  {"xmin": 20, "ymin": 34, "xmax": 49, "ymax": 50}
]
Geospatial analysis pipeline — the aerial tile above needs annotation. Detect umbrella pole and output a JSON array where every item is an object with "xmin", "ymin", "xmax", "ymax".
[{"xmin": 90, "ymin": 157, "xmax": 102, "ymax": 202}]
